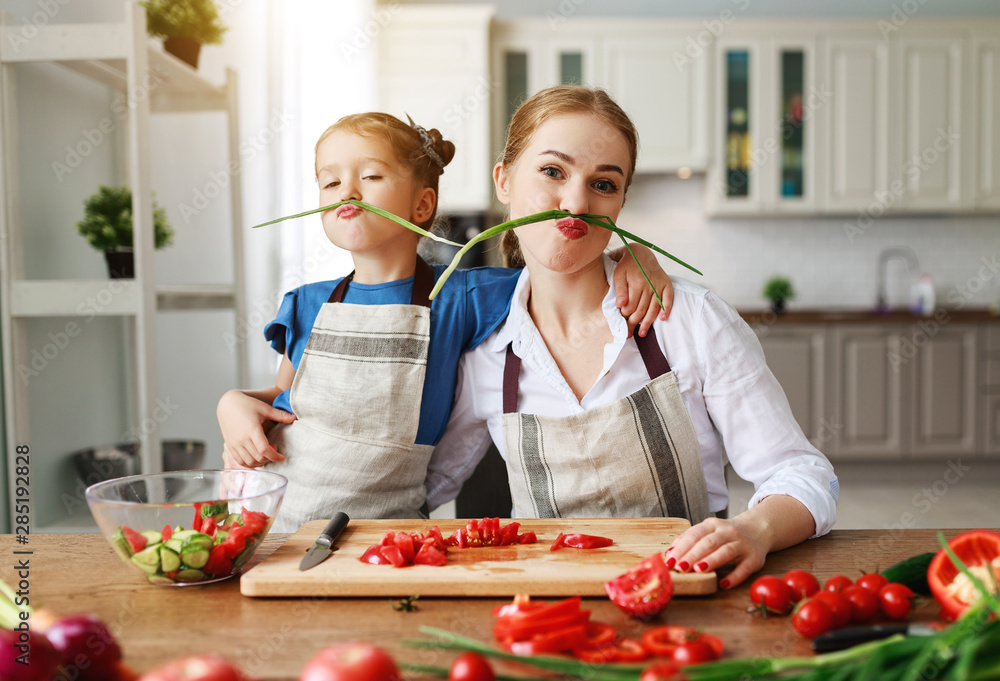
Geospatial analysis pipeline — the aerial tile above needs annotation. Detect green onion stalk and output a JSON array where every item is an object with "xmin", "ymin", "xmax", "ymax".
[
  {"xmin": 252, "ymin": 200, "xmax": 702, "ymax": 313},
  {"xmin": 400, "ymin": 533, "xmax": 1000, "ymax": 681}
]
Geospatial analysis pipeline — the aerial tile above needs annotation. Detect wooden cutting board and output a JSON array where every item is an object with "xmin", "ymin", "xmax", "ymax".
[{"xmin": 240, "ymin": 518, "xmax": 716, "ymax": 597}]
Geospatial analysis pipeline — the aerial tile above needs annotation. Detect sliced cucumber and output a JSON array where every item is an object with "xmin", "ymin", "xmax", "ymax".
[
  {"xmin": 224, "ymin": 513, "xmax": 242, "ymax": 527},
  {"xmin": 181, "ymin": 545, "xmax": 210, "ymax": 569},
  {"xmin": 184, "ymin": 533, "xmax": 214, "ymax": 551},
  {"xmin": 159, "ymin": 546, "xmax": 181, "ymax": 573},
  {"xmin": 140, "ymin": 530, "xmax": 163, "ymax": 545},
  {"xmin": 164, "ymin": 538, "xmax": 183, "ymax": 554},
  {"xmin": 130, "ymin": 545, "xmax": 161, "ymax": 574},
  {"xmin": 172, "ymin": 529, "xmax": 199, "ymax": 541},
  {"xmin": 147, "ymin": 574, "xmax": 175, "ymax": 585},
  {"xmin": 200, "ymin": 501, "xmax": 228, "ymax": 518},
  {"xmin": 109, "ymin": 529, "xmax": 131, "ymax": 560},
  {"xmin": 175, "ymin": 568, "xmax": 205, "ymax": 582}
]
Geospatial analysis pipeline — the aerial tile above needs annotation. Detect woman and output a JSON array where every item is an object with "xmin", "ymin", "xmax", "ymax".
[{"xmin": 426, "ymin": 86, "xmax": 838, "ymax": 588}]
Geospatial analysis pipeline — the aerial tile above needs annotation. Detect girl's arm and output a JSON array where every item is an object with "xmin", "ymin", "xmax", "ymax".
[
  {"xmin": 217, "ymin": 355, "xmax": 297, "ymax": 468},
  {"xmin": 608, "ymin": 243, "xmax": 675, "ymax": 338}
]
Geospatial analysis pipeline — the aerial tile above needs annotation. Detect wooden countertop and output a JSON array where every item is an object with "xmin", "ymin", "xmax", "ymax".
[
  {"xmin": 0, "ymin": 528, "xmax": 978, "ymax": 680},
  {"xmin": 738, "ymin": 308, "xmax": 998, "ymax": 325}
]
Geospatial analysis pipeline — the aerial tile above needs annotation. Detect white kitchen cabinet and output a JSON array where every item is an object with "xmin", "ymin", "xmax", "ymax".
[
  {"xmin": 983, "ymin": 325, "xmax": 1000, "ymax": 455},
  {"xmin": 973, "ymin": 36, "xmax": 1000, "ymax": 211},
  {"xmin": 708, "ymin": 33, "xmax": 818, "ymax": 214},
  {"xmin": 377, "ymin": 5, "xmax": 495, "ymax": 213},
  {"xmin": 603, "ymin": 32, "xmax": 709, "ymax": 173},
  {"xmin": 819, "ymin": 36, "xmax": 892, "ymax": 214},
  {"xmin": 893, "ymin": 35, "xmax": 971, "ymax": 211},
  {"xmin": 909, "ymin": 325, "xmax": 979, "ymax": 457}
]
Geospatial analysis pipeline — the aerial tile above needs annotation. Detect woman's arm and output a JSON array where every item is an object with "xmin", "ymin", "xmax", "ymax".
[
  {"xmin": 608, "ymin": 243, "xmax": 674, "ymax": 338},
  {"xmin": 218, "ymin": 354, "xmax": 297, "ymax": 468}
]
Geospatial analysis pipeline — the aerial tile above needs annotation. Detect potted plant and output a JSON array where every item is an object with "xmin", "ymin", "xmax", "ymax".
[
  {"xmin": 140, "ymin": 0, "xmax": 227, "ymax": 69},
  {"xmin": 763, "ymin": 275, "xmax": 795, "ymax": 315},
  {"xmin": 76, "ymin": 185, "xmax": 174, "ymax": 279}
]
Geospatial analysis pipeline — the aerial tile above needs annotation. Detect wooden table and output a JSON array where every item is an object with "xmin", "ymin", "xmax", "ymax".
[{"xmin": 0, "ymin": 529, "xmax": 967, "ymax": 680}]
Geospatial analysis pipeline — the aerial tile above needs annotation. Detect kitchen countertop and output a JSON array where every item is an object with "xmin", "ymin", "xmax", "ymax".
[
  {"xmin": 738, "ymin": 307, "xmax": 998, "ymax": 325},
  {"xmin": 0, "ymin": 528, "xmax": 973, "ymax": 680}
]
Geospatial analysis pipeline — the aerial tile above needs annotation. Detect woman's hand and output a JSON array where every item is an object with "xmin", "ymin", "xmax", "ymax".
[
  {"xmin": 610, "ymin": 243, "xmax": 674, "ymax": 338},
  {"xmin": 217, "ymin": 389, "xmax": 295, "ymax": 468}
]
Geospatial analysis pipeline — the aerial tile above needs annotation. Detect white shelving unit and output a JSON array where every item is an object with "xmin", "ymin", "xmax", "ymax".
[{"xmin": 0, "ymin": 3, "xmax": 247, "ymax": 531}]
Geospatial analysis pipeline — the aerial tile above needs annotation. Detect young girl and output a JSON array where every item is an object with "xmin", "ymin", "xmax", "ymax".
[
  {"xmin": 218, "ymin": 112, "xmax": 673, "ymax": 531},
  {"xmin": 428, "ymin": 86, "xmax": 839, "ymax": 588}
]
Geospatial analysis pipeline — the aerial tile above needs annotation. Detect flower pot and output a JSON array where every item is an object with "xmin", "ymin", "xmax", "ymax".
[
  {"xmin": 104, "ymin": 249, "xmax": 134, "ymax": 279},
  {"xmin": 164, "ymin": 37, "xmax": 201, "ymax": 69},
  {"xmin": 770, "ymin": 299, "xmax": 786, "ymax": 315}
]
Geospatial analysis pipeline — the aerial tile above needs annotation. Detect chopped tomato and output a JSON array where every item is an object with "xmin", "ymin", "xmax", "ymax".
[
  {"xmin": 928, "ymin": 529, "xmax": 1000, "ymax": 621},
  {"xmin": 413, "ymin": 543, "xmax": 447, "ymax": 566},
  {"xmin": 550, "ymin": 533, "xmax": 567, "ymax": 551},
  {"xmin": 605, "ymin": 553, "xmax": 674, "ymax": 620},
  {"xmin": 121, "ymin": 525, "xmax": 147, "ymax": 554},
  {"xmin": 641, "ymin": 626, "xmax": 724, "ymax": 659},
  {"xmin": 360, "ymin": 545, "xmax": 391, "ymax": 565},
  {"xmin": 203, "ymin": 543, "xmax": 233, "ymax": 577},
  {"xmin": 394, "ymin": 533, "xmax": 416, "ymax": 563},
  {"xmin": 446, "ymin": 517, "xmax": 536, "ymax": 548},
  {"xmin": 551, "ymin": 534, "xmax": 614, "ymax": 551},
  {"xmin": 379, "ymin": 544, "xmax": 407, "ymax": 568},
  {"xmin": 161, "ymin": 525, "xmax": 173, "ymax": 543},
  {"xmin": 518, "ymin": 531, "xmax": 537, "ymax": 544},
  {"xmin": 240, "ymin": 508, "xmax": 268, "ymax": 535}
]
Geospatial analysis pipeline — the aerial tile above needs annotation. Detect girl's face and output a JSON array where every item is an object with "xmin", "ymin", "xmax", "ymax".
[
  {"xmin": 315, "ymin": 130, "xmax": 435, "ymax": 255},
  {"xmin": 495, "ymin": 112, "xmax": 630, "ymax": 275}
]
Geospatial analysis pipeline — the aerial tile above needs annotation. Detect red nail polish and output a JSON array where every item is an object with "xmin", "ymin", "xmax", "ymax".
[
  {"xmin": 719, "ymin": 579, "xmax": 730, "ymax": 589},
  {"xmin": 665, "ymin": 557, "xmax": 676, "ymax": 569},
  {"xmin": 678, "ymin": 561, "xmax": 690, "ymax": 572},
  {"xmin": 666, "ymin": 546, "xmax": 674, "ymax": 552},
  {"xmin": 696, "ymin": 561, "xmax": 709, "ymax": 572}
]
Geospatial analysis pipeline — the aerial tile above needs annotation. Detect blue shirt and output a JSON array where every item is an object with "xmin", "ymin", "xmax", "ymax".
[{"xmin": 264, "ymin": 266, "xmax": 519, "ymax": 446}]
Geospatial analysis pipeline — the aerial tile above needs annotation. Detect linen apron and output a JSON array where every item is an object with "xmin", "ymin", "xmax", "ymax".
[
  {"xmin": 501, "ymin": 327, "xmax": 711, "ymax": 523},
  {"xmin": 265, "ymin": 258, "xmax": 436, "ymax": 532}
]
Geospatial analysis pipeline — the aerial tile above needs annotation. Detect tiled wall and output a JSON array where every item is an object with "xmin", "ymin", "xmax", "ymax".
[{"xmin": 620, "ymin": 175, "xmax": 1000, "ymax": 311}]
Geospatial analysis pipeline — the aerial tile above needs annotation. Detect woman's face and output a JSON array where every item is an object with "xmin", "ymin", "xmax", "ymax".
[{"xmin": 495, "ymin": 112, "xmax": 630, "ymax": 275}]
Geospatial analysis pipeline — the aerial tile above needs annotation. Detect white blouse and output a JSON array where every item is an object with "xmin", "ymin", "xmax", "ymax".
[{"xmin": 427, "ymin": 255, "xmax": 839, "ymax": 536}]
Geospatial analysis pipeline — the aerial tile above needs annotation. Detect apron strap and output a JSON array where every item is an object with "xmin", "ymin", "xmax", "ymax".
[
  {"xmin": 502, "ymin": 327, "xmax": 672, "ymax": 414},
  {"xmin": 327, "ymin": 256, "xmax": 435, "ymax": 307}
]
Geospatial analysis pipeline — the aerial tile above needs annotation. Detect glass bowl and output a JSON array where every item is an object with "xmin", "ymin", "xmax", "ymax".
[{"xmin": 86, "ymin": 469, "xmax": 287, "ymax": 586}]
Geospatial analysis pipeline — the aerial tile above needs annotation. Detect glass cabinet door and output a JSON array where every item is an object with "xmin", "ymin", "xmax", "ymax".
[
  {"xmin": 504, "ymin": 50, "xmax": 529, "ymax": 132},
  {"xmin": 724, "ymin": 50, "xmax": 751, "ymax": 197},
  {"xmin": 780, "ymin": 50, "xmax": 805, "ymax": 199},
  {"xmin": 559, "ymin": 51, "xmax": 584, "ymax": 84}
]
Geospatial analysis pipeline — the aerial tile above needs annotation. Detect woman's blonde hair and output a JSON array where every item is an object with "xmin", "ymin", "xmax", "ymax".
[
  {"xmin": 314, "ymin": 112, "xmax": 455, "ymax": 230},
  {"xmin": 499, "ymin": 86, "xmax": 640, "ymax": 268}
]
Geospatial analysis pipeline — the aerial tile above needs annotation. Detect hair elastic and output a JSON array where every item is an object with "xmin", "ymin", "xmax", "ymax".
[{"xmin": 406, "ymin": 113, "xmax": 446, "ymax": 170}]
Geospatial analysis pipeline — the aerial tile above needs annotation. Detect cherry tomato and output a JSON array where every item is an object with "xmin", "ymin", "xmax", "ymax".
[
  {"xmin": 299, "ymin": 641, "xmax": 401, "ymax": 681},
  {"xmin": 841, "ymin": 585, "xmax": 880, "ymax": 623},
  {"xmin": 640, "ymin": 626, "xmax": 724, "ymax": 658},
  {"xmin": 673, "ymin": 640, "xmax": 719, "ymax": 666},
  {"xmin": 136, "ymin": 655, "xmax": 249, "ymax": 681},
  {"xmin": 448, "ymin": 653, "xmax": 495, "ymax": 681},
  {"xmin": 792, "ymin": 598, "xmax": 834, "ymax": 639},
  {"xmin": 638, "ymin": 662, "xmax": 684, "ymax": 681},
  {"xmin": 928, "ymin": 529, "xmax": 1000, "ymax": 621},
  {"xmin": 879, "ymin": 583, "xmax": 916, "ymax": 621},
  {"xmin": 749, "ymin": 575, "xmax": 794, "ymax": 615},
  {"xmin": 855, "ymin": 573, "xmax": 889, "ymax": 594},
  {"xmin": 604, "ymin": 553, "xmax": 674, "ymax": 620},
  {"xmin": 823, "ymin": 575, "xmax": 854, "ymax": 593},
  {"xmin": 812, "ymin": 590, "xmax": 852, "ymax": 629},
  {"xmin": 782, "ymin": 570, "xmax": 821, "ymax": 602}
]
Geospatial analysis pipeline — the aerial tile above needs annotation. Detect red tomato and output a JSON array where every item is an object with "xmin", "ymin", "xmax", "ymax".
[
  {"xmin": 879, "ymin": 583, "xmax": 916, "ymax": 620},
  {"xmin": 672, "ymin": 640, "xmax": 719, "ymax": 666},
  {"xmin": 782, "ymin": 570, "xmax": 820, "ymax": 602},
  {"xmin": 638, "ymin": 662, "xmax": 685, "ymax": 681},
  {"xmin": 792, "ymin": 598, "xmax": 834, "ymax": 639},
  {"xmin": 928, "ymin": 529, "xmax": 1000, "ymax": 621},
  {"xmin": 749, "ymin": 575, "xmax": 794, "ymax": 615},
  {"xmin": 812, "ymin": 590, "xmax": 852, "ymax": 629},
  {"xmin": 299, "ymin": 642, "xmax": 401, "ymax": 681},
  {"xmin": 855, "ymin": 573, "xmax": 889, "ymax": 594},
  {"xmin": 448, "ymin": 653, "xmax": 494, "ymax": 681},
  {"xmin": 823, "ymin": 575, "xmax": 854, "ymax": 593},
  {"xmin": 640, "ymin": 626, "xmax": 724, "ymax": 659},
  {"xmin": 841, "ymin": 585, "xmax": 880, "ymax": 623},
  {"xmin": 562, "ymin": 534, "xmax": 614, "ymax": 550},
  {"xmin": 137, "ymin": 654, "xmax": 248, "ymax": 681},
  {"xmin": 604, "ymin": 553, "xmax": 674, "ymax": 620}
]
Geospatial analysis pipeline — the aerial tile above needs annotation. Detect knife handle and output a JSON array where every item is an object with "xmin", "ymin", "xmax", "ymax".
[
  {"xmin": 318, "ymin": 512, "xmax": 350, "ymax": 546},
  {"xmin": 812, "ymin": 624, "xmax": 909, "ymax": 652}
]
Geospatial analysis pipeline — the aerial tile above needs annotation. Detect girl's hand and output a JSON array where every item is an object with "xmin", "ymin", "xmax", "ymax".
[
  {"xmin": 664, "ymin": 515, "xmax": 770, "ymax": 590},
  {"xmin": 610, "ymin": 243, "xmax": 674, "ymax": 338},
  {"xmin": 217, "ymin": 389, "xmax": 295, "ymax": 468}
]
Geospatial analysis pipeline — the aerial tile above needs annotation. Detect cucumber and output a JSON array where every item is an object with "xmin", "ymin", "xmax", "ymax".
[
  {"xmin": 183, "ymin": 533, "xmax": 214, "ymax": 550},
  {"xmin": 130, "ymin": 545, "xmax": 161, "ymax": 574},
  {"xmin": 181, "ymin": 545, "xmax": 210, "ymax": 569},
  {"xmin": 172, "ymin": 529, "xmax": 199, "ymax": 541},
  {"xmin": 224, "ymin": 513, "xmax": 242, "ymax": 527},
  {"xmin": 109, "ymin": 529, "xmax": 131, "ymax": 560},
  {"xmin": 140, "ymin": 530, "xmax": 162, "ymax": 545},
  {"xmin": 146, "ymin": 574, "xmax": 175, "ymax": 585},
  {"xmin": 175, "ymin": 569, "xmax": 205, "ymax": 582},
  {"xmin": 164, "ymin": 538, "xmax": 183, "ymax": 553},
  {"xmin": 200, "ymin": 501, "xmax": 228, "ymax": 518},
  {"xmin": 159, "ymin": 546, "xmax": 181, "ymax": 573},
  {"xmin": 882, "ymin": 551, "xmax": 935, "ymax": 595}
]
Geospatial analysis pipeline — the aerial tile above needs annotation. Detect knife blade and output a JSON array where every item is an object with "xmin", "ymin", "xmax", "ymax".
[
  {"xmin": 299, "ymin": 512, "xmax": 350, "ymax": 571},
  {"xmin": 812, "ymin": 622, "xmax": 941, "ymax": 652}
]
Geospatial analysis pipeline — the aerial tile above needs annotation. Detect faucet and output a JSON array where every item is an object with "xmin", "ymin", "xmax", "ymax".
[{"xmin": 876, "ymin": 246, "xmax": 919, "ymax": 311}]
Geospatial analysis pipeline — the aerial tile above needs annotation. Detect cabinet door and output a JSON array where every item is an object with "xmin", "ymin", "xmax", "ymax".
[
  {"xmin": 766, "ymin": 39, "xmax": 818, "ymax": 214},
  {"xmin": 974, "ymin": 37, "xmax": 1000, "ymax": 210},
  {"xmin": 820, "ymin": 37, "xmax": 891, "ymax": 213},
  {"xmin": 985, "ymin": 396, "xmax": 1000, "ymax": 455},
  {"xmin": 909, "ymin": 325, "xmax": 978, "ymax": 457},
  {"xmin": 603, "ymin": 37, "xmax": 709, "ymax": 173},
  {"xmin": 895, "ymin": 37, "xmax": 970, "ymax": 211},
  {"xmin": 756, "ymin": 326, "xmax": 831, "ymax": 453},
  {"xmin": 832, "ymin": 326, "xmax": 904, "ymax": 459}
]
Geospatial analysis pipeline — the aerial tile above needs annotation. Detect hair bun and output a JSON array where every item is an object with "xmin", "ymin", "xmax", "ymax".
[{"xmin": 426, "ymin": 127, "xmax": 456, "ymax": 169}]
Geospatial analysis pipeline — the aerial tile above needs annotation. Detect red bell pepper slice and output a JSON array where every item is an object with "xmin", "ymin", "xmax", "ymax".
[
  {"xmin": 495, "ymin": 611, "xmax": 590, "ymax": 643},
  {"xmin": 550, "ymin": 533, "xmax": 567, "ymax": 551},
  {"xmin": 928, "ymin": 529, "xmax": 1000, "ymax": 621},
  {"xmin": 606, "ymin": 638, "xmax": 649, "ymax": 662},
  {"xmin": 491, "ymin": 594, "xmax": 546, "ymax": 618},
  {"xmin": 583, "ymin": 621, "xmax": 618, "ymax": 649},
  {"xmin": 641, "ymin": 626, "xmax": 725, "ymax": 658},
  {"xmin": 509, "ymin": 624, "xmax": 588, "ymax": 656}
]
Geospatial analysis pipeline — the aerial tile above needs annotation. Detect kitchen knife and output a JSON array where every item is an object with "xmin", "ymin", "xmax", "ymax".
[
  {"xmin": 812, "ymin": 623, "xmax": 941, "ymax": 652},
  {"xmin": 299, "ymin": 512, "xmax": 350, "ymax": 571}
]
